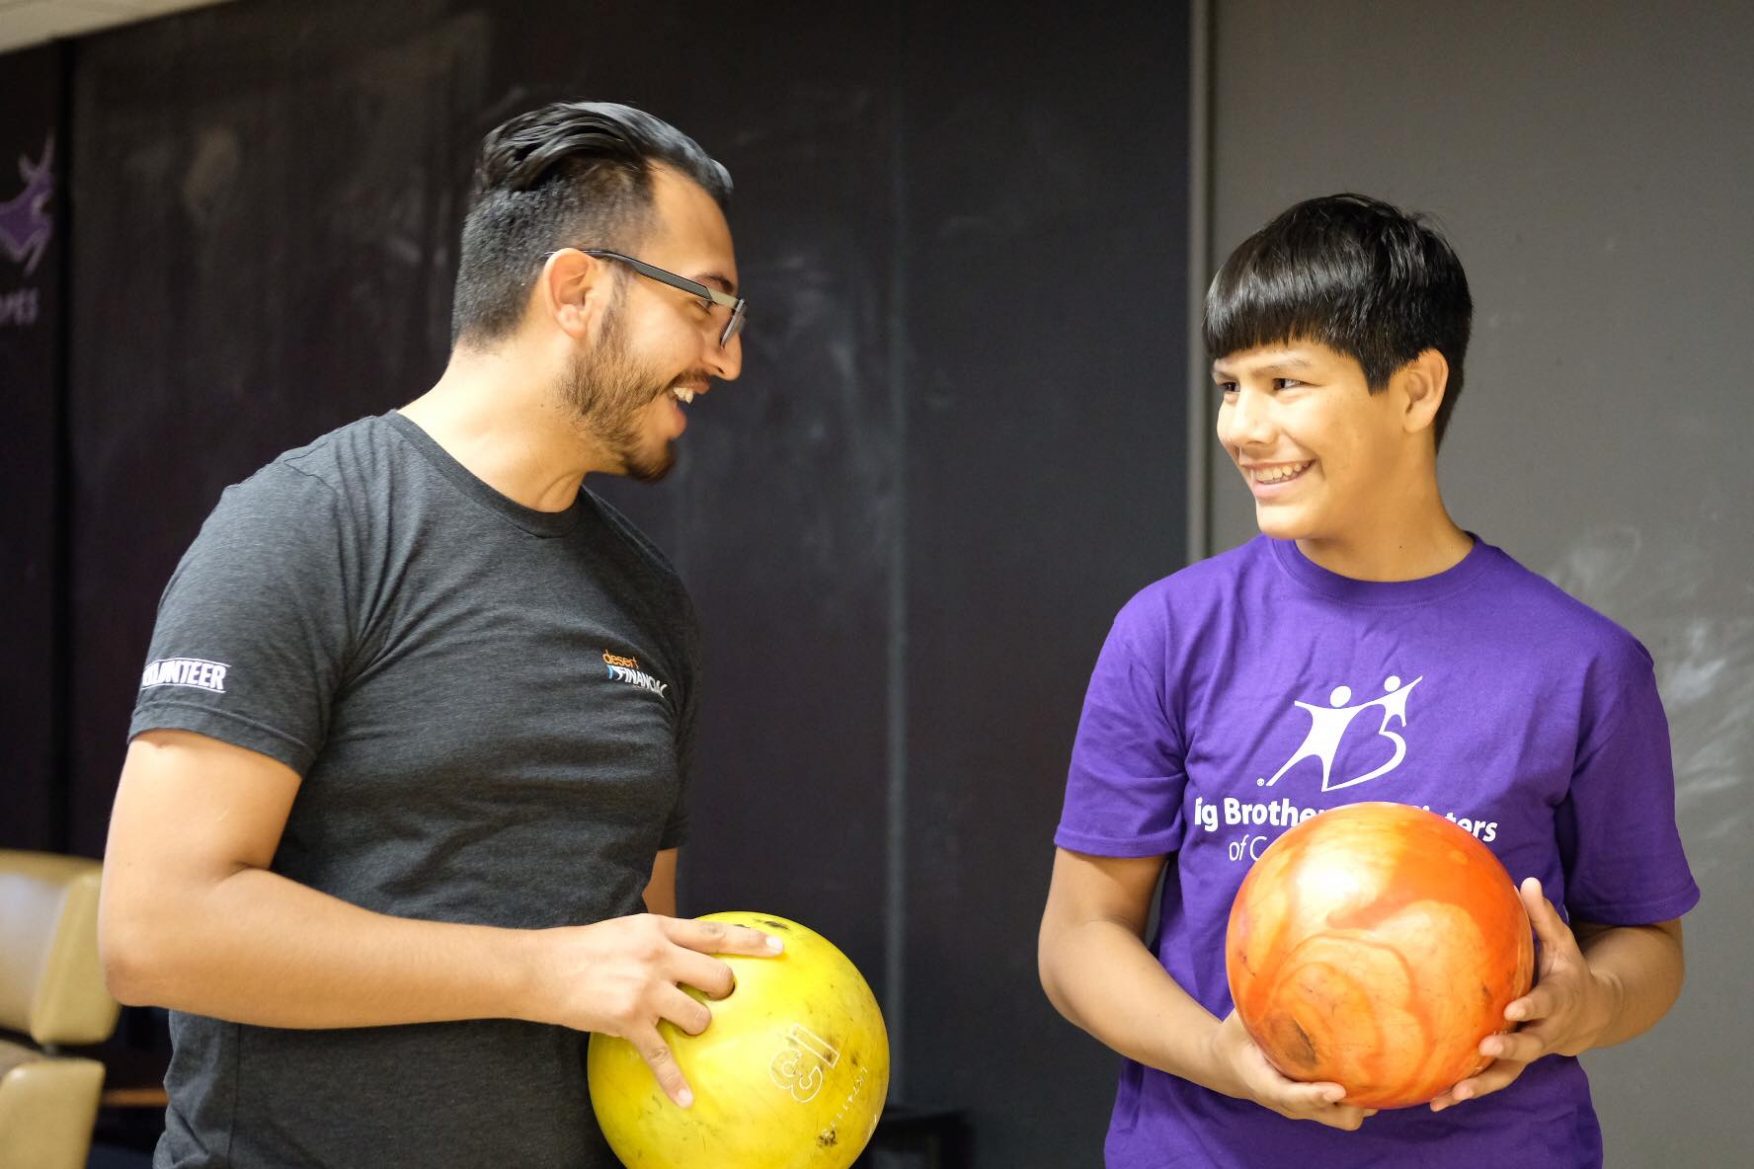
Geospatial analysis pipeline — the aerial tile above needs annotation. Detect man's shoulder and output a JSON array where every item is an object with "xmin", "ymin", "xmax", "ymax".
[
  {"xmin": 273, "ymin": 413, "xmax": 402, "ymax": 487},
  {"xmin": 174, "ymin": 417, "xmax": 405, "ymax": 563},
  {"xmin": 220, "ymin": 414, "xmax": 395, "ymax": 504},
  {"xmin": 583, "ymin": 490, "xmax": 687, "ymax": 586}
]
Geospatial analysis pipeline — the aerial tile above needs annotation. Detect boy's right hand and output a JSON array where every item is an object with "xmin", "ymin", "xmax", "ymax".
[
  {"xmin": 526, "ymin": 914, "xmax": 783, "ymax": 1107},
  {"xmin": 1207, "ymin": 1010, "xmax": 1377, "ymax": 1131}
]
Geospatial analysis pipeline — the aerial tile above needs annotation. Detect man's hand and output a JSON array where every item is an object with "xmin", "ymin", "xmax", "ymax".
[
  {"xmin": 1429, "ymin": 877, "xmax": 1612, "ymax": 1112},
  {"xmin": 530, "ymin": 914, "xmax": 783, "ymax": 1108},
  {"xmin": 103, "ymin": 730, "xmax": 787, "ymax": 1108},
  {"xmin": 1207, "ymin": 1011, "xmax": 1378, "ymax": 1131}
]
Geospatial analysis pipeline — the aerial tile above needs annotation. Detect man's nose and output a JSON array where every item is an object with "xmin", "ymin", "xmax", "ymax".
[{"xmin": 705, "ymin": 329, "xmax": 742, "ymax": 382}]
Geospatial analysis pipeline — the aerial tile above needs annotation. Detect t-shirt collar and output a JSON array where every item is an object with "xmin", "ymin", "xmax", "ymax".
[
  {"xmin": 386, "ymin": 411, "xmax": 587, "ymax": 538},
  {"xmin": 1266, "ymin": 533, "xmax": 1495, "ymax": 605}
]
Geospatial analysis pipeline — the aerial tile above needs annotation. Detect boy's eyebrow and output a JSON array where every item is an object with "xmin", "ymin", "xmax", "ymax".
[
  {"xmin": 1212, "ymin": 352, "xmax": 1316, "ymax": 377},
  {"xmin": 694, "ymin": 271, "xmax": 738, "ymax": 296}
]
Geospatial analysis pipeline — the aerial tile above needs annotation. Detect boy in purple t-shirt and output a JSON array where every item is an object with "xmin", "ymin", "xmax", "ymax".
[{"xmin": 1039, "ymin": 194, "xmax": 1698, "ymax": 1168}]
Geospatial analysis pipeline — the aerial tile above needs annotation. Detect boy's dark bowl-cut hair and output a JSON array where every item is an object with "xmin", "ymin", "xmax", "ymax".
[
  {"xmin": 450, "ymin": 100, "xmax": 732, "ymax": 347},
  {"xmin": 1204, "ymin": 193, "xmax": 1473, "ymax": 448}
]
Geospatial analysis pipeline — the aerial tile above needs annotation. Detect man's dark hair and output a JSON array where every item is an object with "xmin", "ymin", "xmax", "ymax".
[
  {"xmin": 450, "ymin": 101, "xmax": 732, "ymax": 346},
  {"xmin": 1204, "ymin": 193, "xmax": 1473, "ymax": 447}
]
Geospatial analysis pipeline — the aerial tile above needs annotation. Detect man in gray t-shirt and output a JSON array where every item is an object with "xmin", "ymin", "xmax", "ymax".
[{"xmin": 101, "ymin": 101, "xmax": 779, "ymax": 1169}]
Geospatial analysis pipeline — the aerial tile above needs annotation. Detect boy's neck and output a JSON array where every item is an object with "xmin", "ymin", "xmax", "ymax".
[{"xmin": 1294, "ymin": 504, "xmax": 1474, "ymax": 583}]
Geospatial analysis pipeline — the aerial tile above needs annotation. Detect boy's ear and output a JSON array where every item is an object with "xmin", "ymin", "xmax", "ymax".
[{"xmin": 1397, "ymin": 349, "xmax": 1450, "ymax": 436}]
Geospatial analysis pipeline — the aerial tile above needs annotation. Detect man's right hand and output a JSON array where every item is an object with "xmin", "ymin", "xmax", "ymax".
[
  {"xmin": 1205, "ymin": 1010, "xmax": 1377, "ymax": 1131},
  {"xmin": 529, "ymin": 914, "xmax": 782, "ymax": 1107},
  {"xmin": 102, "ymin": 730, "xmax": 783, "ymax": 1111}
]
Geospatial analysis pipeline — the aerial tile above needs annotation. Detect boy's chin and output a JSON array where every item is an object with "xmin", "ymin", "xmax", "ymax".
[{"xmin": 1253, "ymin": 505, "xmax": 1315, "ymax": 542}]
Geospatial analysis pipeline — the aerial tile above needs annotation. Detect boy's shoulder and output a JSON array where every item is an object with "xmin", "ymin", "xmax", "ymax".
[
  {"xmin": 1119, "ymin": 535, "xmax": 1278, "ymax": 610},
  {"xmin": 1472, "ymin": 541, "xmax": 1653, "ymax": 669},
  {"xmin": 1104, "ymin": 537, "xmax": 1274, "ymax": 643},
  {"xmin": 1136, "ymin": 534, "xmax": 1270, "ymax": 594},
  {"xmin": 1113, "ymin": 536, "xmax": 1650, "ymax": 672}
]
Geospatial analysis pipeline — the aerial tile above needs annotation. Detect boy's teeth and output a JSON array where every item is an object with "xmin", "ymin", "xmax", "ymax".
[
  {"xmin": 1255, "ymin": 461, "xmax": 1310, "ymax": 483},
  {"xmin": 672, "ymin": 387, "xmax": 695, "ymax": 404}
]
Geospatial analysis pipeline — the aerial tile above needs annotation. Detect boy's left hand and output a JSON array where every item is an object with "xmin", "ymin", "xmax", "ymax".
[{"xmin": 1429, "ymin": 877, "xmax": 1615, "ymax": 1112}]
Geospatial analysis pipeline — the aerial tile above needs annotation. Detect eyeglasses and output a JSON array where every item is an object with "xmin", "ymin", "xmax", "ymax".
[{"xmin": 580, "ymin": 249, "xmax": 747, "ymax": 348}]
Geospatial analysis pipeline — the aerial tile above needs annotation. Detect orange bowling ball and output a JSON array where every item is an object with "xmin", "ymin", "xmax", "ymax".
[{"xmin": 1225, "ymin": 802, "xmax": 1535, "ymax": 1109}]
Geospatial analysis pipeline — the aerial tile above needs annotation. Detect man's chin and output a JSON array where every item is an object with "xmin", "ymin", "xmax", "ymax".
[{"xmin": 623, "ymin": 443, "xmax": 677, "ymax": 484}]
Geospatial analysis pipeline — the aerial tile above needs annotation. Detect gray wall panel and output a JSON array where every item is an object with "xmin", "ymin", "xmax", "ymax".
[{"xmin": 1206, "ymin": 3, "xmax": 1752, "ymax": 1162}]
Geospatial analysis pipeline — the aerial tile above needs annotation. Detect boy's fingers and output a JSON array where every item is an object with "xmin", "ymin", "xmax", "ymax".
[
  {"xmin": 1506, "ymin": 980, "xmax": 1557, "ymax": 1023},
  {"xmin": 1483, "ymin": 1028, "xmax": 1548, "ymax": 1063},
  {"xmin": 1519, "ymin": 878, "xmax": 1579, "ymax": 956}
]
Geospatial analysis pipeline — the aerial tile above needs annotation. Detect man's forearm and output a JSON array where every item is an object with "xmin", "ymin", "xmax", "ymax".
[{"xmin": 103, "ymin": 866, "xmax": 539, "ymax": 1029}]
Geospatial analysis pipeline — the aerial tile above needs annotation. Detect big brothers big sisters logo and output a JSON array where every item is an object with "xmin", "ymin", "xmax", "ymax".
[{"xmin": 0, "ymin": 134, "xmax": 55, "ymax": 328}]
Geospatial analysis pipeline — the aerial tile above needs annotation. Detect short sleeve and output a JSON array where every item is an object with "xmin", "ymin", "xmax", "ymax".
[
  {"xmin": 1054, "ymin": 590, "xmax": 1188, "ymax": 858},
  {"xmin": 130, "ymin": 463, "xmax": 358, "ymax": 775},
  {"xmin": 1556, "ymin": 640, "xmax": 1700, "ymax": 925}
]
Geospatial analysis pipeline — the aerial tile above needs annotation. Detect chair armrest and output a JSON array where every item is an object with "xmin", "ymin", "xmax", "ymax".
[{"xmin": 0, "ymin": 1048, "xmax": 106, "ymax": 1169}]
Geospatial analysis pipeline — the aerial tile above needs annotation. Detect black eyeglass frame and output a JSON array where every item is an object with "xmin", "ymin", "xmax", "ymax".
[{"xmin": 578, "ymin": 248, "xmax": 746, "ymax": 348}]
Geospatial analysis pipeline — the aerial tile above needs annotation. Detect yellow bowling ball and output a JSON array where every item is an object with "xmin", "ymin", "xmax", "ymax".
[{"xmin": 587, "ymin": 911, "xmax": 890, "ymax": 1169}]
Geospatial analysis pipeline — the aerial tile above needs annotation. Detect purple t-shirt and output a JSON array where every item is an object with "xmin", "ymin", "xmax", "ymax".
[{"xmin": 1056, "ymin": 535, "xmax": 1699, "ymax": 1169}]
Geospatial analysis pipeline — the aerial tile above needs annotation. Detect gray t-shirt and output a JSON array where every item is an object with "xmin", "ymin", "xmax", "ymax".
[{"xmin": 131, "ymin": 412, "xmax": 700, "ymax": 1168}]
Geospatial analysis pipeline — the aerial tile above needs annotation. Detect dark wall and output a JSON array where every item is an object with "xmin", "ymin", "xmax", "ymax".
[
  {"xmin": 41, "ymin": 2, "xmax": 1190, "ymax": 1162},
  {"xmin": 66, "ymin": 2, "xmax": 483, "ymax": 860},
  {"xmin": 0, "ymin": 41, "xmax": 67, "ymax": 850},
  {"xmin": 896, "ymin": 6, "xmax": 1189, "ymax": 1161}
]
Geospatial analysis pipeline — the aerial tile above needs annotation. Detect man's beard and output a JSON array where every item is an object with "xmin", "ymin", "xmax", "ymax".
[{"xmin": 559, "ymin": 306, "xmax": 677, "ymax": 483}]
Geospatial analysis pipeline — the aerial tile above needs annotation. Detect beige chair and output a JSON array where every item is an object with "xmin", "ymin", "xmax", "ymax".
[{"xmin": 0, "ymin": 850, "xmax": 122, "ymax": 1169}]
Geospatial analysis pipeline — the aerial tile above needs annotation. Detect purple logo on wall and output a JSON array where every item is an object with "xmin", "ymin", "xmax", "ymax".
[{"xmin": 0, "ymin": 135, "xmax": 55, "ymax": 277}]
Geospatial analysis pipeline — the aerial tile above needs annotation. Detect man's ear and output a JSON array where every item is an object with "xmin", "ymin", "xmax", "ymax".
[
  {"xmin": 1397, "ymin": 349, "xmax": 1450, "ymax": 436},
  {"xmin": 534, "ymin": 248, "xmax": 612, "ymax": 341}
]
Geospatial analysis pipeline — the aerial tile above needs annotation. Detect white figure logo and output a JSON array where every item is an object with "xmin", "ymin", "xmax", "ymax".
[{"xmin": 1257, "ymin": 675, "xmax": 1423, "ymax": 792}]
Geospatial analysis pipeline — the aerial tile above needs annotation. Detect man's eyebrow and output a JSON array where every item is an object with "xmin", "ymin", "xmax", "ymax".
[{"xmin": 694, "ymin": 271, "xmax": 737, "ymax": 296}]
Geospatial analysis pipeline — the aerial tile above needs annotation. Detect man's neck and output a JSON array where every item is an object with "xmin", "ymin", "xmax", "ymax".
[{"xmin": 398, "ymin": 347, "xmax": 610, "ymax": 513}]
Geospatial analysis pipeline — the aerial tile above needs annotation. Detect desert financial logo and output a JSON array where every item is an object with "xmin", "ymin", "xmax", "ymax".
[
  {"xmin": 0, "ymin": 135, "xmax": 54, "ymax": 277},
  {"xmin": 603, "ymin": 650, "xmax": 667, "ymax": 697}
]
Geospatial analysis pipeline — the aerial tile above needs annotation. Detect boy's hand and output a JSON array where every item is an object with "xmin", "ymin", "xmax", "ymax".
[
  {"xmin": 1208, "ymin": 1011, "xmax": 1377, "ymax": 1131},
  {"xmin": 1430, "ymin": 877, "xmax": 1613, "ymax": 1112}
]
